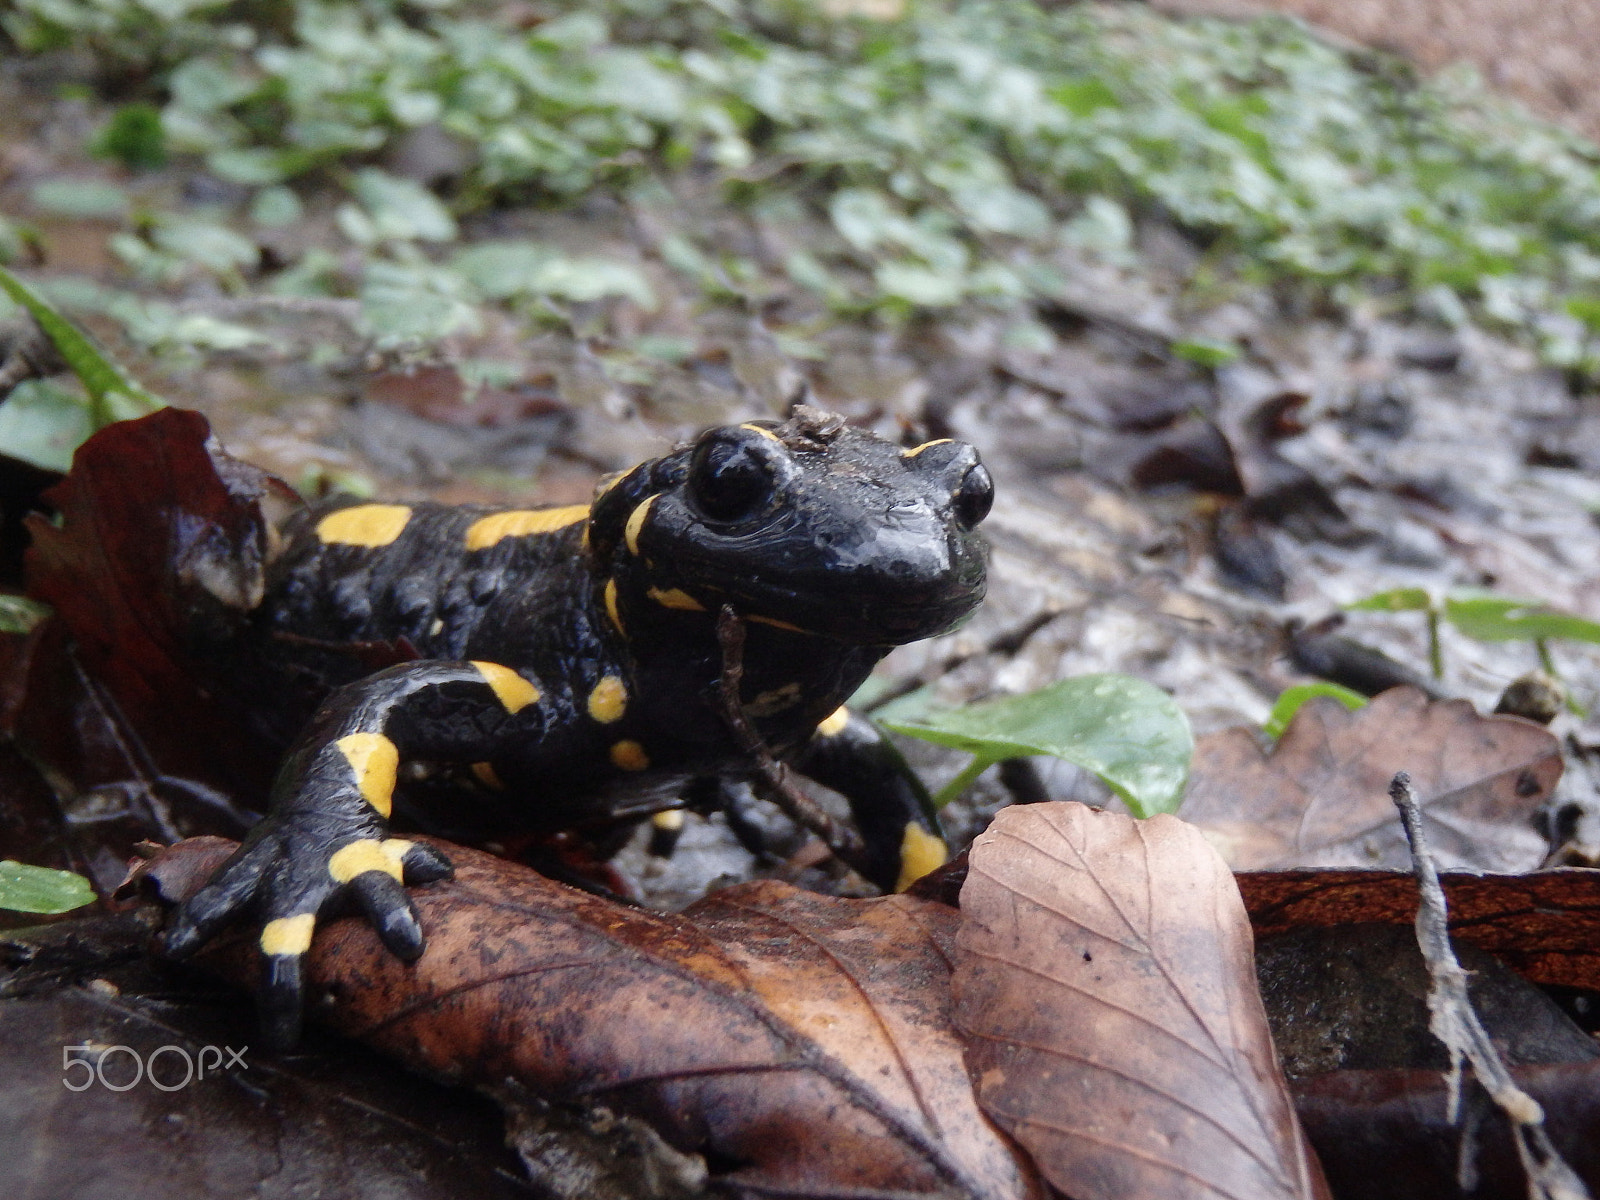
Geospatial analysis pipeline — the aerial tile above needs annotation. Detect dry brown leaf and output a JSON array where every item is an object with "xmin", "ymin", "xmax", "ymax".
[
  {"xmin": 182, "ymin": 840, "xmax": 1041, "ymax": 1200},
  {"xmin": 1237, "ymin": 866, "xmax": 1600, "ymax": 992},
  {"xmin": 953, "ymin": 803, "xmax": 1329, "ymax": 1200},
  {"xmin": 1182, "ymin": 686, "xmax": 1561, "ymax": 871}
]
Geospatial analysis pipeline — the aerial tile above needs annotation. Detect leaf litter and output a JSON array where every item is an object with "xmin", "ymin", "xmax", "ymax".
[{"xmin": 1182, "ymin": 686, "xmax": 1563, "ymax": 872}]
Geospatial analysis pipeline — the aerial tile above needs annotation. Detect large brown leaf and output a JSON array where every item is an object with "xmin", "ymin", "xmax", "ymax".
[
  {"xmin": 1182, "ymin": 686, "xmax": 1561, "ymax": 872},
  {"xmin": 953, "ymin": 803, "xmax": 1328, "ymax": 1200},
  {"xmin": 177, "ymin": 840, "xmax": 1041, "ymax": 1200}
]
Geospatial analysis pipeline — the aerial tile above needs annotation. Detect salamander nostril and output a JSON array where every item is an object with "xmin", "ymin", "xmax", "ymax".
[{"xmin": 953, "ymin": 463, "xmax": 994, "ymax": 530}]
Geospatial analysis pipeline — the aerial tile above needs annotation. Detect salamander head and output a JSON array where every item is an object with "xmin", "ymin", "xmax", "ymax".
[{"xmin": 590, "ymin": 408, "xmax": 991, "ymax": 645}]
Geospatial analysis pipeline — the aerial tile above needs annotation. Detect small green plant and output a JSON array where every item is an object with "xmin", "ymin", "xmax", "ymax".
[
  {"xmin": 0, "ymin": 265, "xmax": 165, "ymax": 467},
  {"xmin": 1346, "ymin": 586, "xmax": 1600, "ymax": 689},
  {"xmin": 1171, "ymin": 338, "xmax": 1241, "ymax": 369},
  {"xmin": 0, "ymin": 860, "xmax": 96, "ymax": 914},
  {"xmin": 882, "ymin": 673, "xmax": 1193, "ymax": 818},
  {"xmin": 1263, "ymin": 681, "xmax": 1367, "ymax": 739},
  {"xmin": 90, "ymin": 102, "xmax": 167, "ymax": 170}
]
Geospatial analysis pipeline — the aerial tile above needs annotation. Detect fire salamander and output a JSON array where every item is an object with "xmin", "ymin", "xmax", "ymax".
[{"xmin": 164, "ymin": 406, "xmax": 992, "ymax": 1045}]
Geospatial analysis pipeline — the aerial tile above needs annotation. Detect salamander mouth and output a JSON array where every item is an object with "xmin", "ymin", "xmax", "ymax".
[{"xmin": 719, "ymin": 575, "xmax": 987, "ymax": 645}]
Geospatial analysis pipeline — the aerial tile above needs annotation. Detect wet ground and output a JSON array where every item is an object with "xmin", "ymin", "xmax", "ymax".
[{"xmin": 6, "ymin": 45, "xmax": 1600, "ymax": 904}]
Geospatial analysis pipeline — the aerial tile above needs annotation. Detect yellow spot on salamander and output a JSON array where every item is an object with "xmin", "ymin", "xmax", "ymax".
[
  {"xmin": 652, "ymin": 809, "xmax": 685, "ymax": 833},
  {"xmin": 587, "ymin": 675, "xmax": 627, "ymax": 724},
  {"xmin": 624, "ymin": 494, "xmax": 657, "ymax": 555},
  {"xmin": 610, "ymin": 740, "xmax": 650, "ymax": 771},
  {"xmin": 748, "ymin": 614, "xmax": 807, "ymax": 634},
  {"xmin": 336, "ymin": 732, "xmax": 398, "ymax": 818},
  {"xmin": 605, "ymin": 579, "xmax": 624, "ymax": 634},
  {"xmin": 894, "ymin": 824, "xmax": 949, "ymax": 893},
  {"xmin": 740, "ymin": 423, "xmax": 782, "ymax": 441},
  {"xmin": 316, "ymin": 504, "xmax": 413, "ymax": 548},
  {"xmin": 260, "ymin": 913, "xmax": 316, "ymax": 957},
  {"xmin": 471, "ymin": 761, "xmax": 505, "ymax": 790},
  {"xmin": 901, "ymin": 438, "xmax": 953, "ymax": 459},
  {"xmin": 816, "ymin": 706, "xmax": 851, "ymax": 738},
  {"xmin": 474, "ymin": 662, "xmax": 540, "ymax": 714},
  {"xmin": 647, "ymin": 587, "xmax": 705, "ymax": 611},
  {"xmin": 464, "ymin": 505, "xmax": 589, "ymax": 551},
  {"xmin": 327, "ymin": 837, "xmax": 410, "ymax": 884}
]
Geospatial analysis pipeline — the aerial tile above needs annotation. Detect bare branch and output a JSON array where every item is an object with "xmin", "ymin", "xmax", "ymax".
[
  {"xmin": 714, "ymin": 605, "xmax": 874, "ymax": 884},
  {"xmin": 1389, "ymin": 770, "xmax": 1590, "ymax": 1200}
]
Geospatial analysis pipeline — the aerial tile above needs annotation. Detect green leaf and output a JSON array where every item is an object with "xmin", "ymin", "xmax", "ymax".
[
  {"xmin": 883, "ymin": 674, "xmax": 1193, "ymax": 818},
  {"xmin": 348, "ymin": 169, "xmax": 458, "ymax": 244},
  {"xmin": 0, "ymin": 861, "xmax": 95, "ymax": 914},
  {"xmin": 1442, "ymin": 592, "xmax": 1600, "ymax": 644},
  {"xmin": 1345, "ymin": 587, "xmax": 1435, "ymax": 613},
  {"xmin": 1565, "ymin": 296, "xmax": 1600, "ymax": 332},
  {"xmin": 1171, "ymin": 338, "xmax": 1241, "ymax": 368},
  {"xmin": 1047, "ymin": 77, "xmax": 1119, "ymax": 117},
  {"xmin": 0, "ymin": 595, "xmax": 52, "ymax": 634},
  {"xmin": 249, "ymin": 186, "xmax": 305, "ymax": 227},
  {"xmin": 29, "ymin": 179, "xmax": 129, "ymax": 220},
  {"xmin": 0, "ymin": 265, "xmax": 164, "ymax": 428},
  {"xmin": 1263, "ymin": 682, "xmax": 1367, "ymax": 739},
  {"xmin": 0, "ymin": 378, "xmax": 93, "ymax": 471}
]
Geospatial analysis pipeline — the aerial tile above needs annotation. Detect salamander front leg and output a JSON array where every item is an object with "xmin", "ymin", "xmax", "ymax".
[
  {"xmin": 791, "ymin": 706, "xmax": 948, "ymax": 892},
  {"xmin": 164, "ymin": 658, "xmax": 545, "ymax": 1047}
]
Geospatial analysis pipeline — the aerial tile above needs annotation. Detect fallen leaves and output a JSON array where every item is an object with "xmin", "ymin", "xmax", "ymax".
[
  {"xmin": 955, "ymin": 804, "xmax": 1328, "ymax": 1200},
  {"xmin": 1182, "ymin": 686, "xmax": 1561, "ymax": 871},
  {"xmin": 143, "ymin": 804, "xmax": 1346, "ymax": 1200},
  {"xmin": 194, "ymin": 840, "xmax": 1045, "ymax": 1200}
]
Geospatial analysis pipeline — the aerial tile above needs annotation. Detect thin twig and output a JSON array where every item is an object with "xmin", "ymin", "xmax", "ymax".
[
  {"xmin": 714, "ymin": 606, "xmax": 874, "ymax": 883},
  {"xmin": 1389, "ymin": 771, "xmax": 1590, "ymax": 1200}
]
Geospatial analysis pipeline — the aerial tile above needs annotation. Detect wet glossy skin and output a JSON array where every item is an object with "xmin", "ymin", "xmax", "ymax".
[{"xmin": 165, "ymin": 407, "xmax": 992, "ymax": 1046}]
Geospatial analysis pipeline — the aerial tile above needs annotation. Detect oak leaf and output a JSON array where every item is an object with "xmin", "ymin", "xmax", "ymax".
[{"xmin": 953, "ymin": 803, "xmax": 1328, "ymax": 1200}]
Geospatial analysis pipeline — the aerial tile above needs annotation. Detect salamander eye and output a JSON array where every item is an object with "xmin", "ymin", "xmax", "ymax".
[
  {"xmin": 689, "ymin": 437, "xmax": 774, "ymax": 522},
  {"xmin": 953, "ymin": 463, "xmax": 993, "ymax": 530}
]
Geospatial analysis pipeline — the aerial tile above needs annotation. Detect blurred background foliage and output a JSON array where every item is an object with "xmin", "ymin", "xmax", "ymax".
[{"xmin": 7, "ymin": 0, "xmax": 1600, "ymax": 373}]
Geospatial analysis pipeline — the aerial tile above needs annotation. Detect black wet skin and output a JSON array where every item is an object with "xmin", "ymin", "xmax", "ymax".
[{"xmin": 165, "ymin": 408, "xmax": 992, "ymax": 1046}]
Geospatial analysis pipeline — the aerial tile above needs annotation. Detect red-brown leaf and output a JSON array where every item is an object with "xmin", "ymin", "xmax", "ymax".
[
  {"xmin": 22, "ymin": 408, "xmax": 295, "ymax": 801},
  {"xmin": 954, "ymin": 803, "xmax": 1328, "ymax": 1200},
  {"xmin": 1182, "ymin": 686, "xmax": 1561, "ymax": 871}
]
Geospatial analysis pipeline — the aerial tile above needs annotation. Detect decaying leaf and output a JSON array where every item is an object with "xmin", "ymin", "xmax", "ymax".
[
  {"xmin": 175, "ymin": 839, "xmax": 1042, "ymax": 1200},
  {"xmin": 1182, "ymin": 686, "xmax": 1561, "ymax": 871},
  {"xmin": 21, "ymin": 408, "xmax": 296, "ymax": 803},
  {"xmin": 953, "ymin": 803, "xmax": 1328, "ymax": 1200}
]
